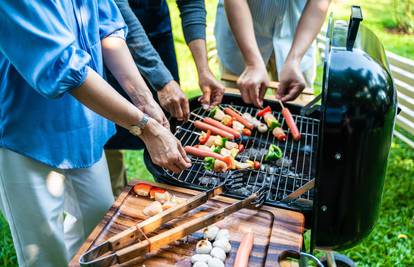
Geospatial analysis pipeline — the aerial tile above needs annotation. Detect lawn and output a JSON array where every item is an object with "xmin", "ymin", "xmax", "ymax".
[{"xmin": 1, "ymin": 0, "xmax": 413, "ymax": 266}]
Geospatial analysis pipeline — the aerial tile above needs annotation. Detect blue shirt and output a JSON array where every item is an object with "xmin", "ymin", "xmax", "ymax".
[
  {"xmin": 0, "ymin": 0, "xmax": 127, "ymax": 169},
  {"xmin": 214, "ymin": 0, "xmax": 316, "ymax": 82}
]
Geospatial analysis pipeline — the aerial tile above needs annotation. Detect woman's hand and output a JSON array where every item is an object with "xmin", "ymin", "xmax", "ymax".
[
  {"xmin": 140, "ymin": 118, "xmax": 191, "ymax": 173},
  {"xmin": 237, "ymin": 64, "xmax": 269, "ymax": 108},
  {"xmin": 276, "ymin": 59, "xmax": 306, "ymax": 102},
  {"xmin": 198, "ymin": 70, "xmax": 225, "ymax": 109},
  {"xmin": 137, "ymin": 98, "xmax": 170, "ymax": 129},
  {"xmin": 157, "ymin": 80, "xmax": 190, "ymax": 121}
]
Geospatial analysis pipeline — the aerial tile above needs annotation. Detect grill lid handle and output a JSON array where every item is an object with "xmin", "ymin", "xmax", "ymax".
[{"xmin": 346, "ymin": 5, "xmax": 363, "ymax": 51}]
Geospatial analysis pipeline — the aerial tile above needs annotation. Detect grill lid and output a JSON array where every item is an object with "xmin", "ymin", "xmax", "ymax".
[{"xmin": 312, "ymin": 6, "xmax": 397, "ymax": 250}]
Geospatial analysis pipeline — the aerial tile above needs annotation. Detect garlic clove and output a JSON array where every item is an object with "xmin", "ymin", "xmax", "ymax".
[
  {"xmin": 207, "ymin": 257, "xmax": 225, "ymax": 267},
  {"xmin": 193, "ymin": 261, "xmax": 208, "ymax": 267},
  {"xmin": 210, "ymin": 247, "xmax": 226, "ymax": 262},
  {"xmin": 191, "ymin": 254, "xmax": 212, "ymax": 263},
  {"xmin": 213, "ymin": 239, "xmax": 231, "ymax": 253},
  {"xmin": 203, "ymin": 225, "xmax": 220, "ymax": 241},
  {"xmin": 215, "ymin": 229, "xmax": 230, "ymax": 241},
  {"xmin": 195, "ymin": 239, "xmax": 213, "ymax": 254}
]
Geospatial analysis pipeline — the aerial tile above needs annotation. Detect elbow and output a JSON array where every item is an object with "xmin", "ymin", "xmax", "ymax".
[{"xmin": 35, "ymin": 47, "xmax": 91, "ymax": 99}]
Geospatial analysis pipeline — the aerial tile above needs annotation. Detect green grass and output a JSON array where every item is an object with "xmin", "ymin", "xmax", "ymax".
[{"xmin": 1, "ymin": 0, "xmax": 413, "ymax": 266}]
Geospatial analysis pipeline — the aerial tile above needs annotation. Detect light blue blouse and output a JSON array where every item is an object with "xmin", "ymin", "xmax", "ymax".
[
  {"xmin": 0, "ymin": 0, "xmax": 127, "ymax": 169},
  {"xmin": 214, "ymin": 0, "xmax": 316, "ymax": 81}
]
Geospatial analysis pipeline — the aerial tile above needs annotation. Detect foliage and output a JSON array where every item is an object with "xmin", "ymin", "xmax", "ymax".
[
  {"xmin": 0, "ymin": 1, "xmax": 413, "ymax": 266},
  {"xmin": 392, "ymin": 0, "xmax": 414, "ymax": 34}
]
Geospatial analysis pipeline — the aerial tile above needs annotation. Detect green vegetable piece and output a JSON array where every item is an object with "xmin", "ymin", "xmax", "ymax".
[
  {"xmin": 209, "ymin": 106, "xmax": 218, "ymax": 118},
  {"xmin": 221, "ymin": 137, "xmax": 228, "ymax": 147},
  {"xmin": 204, "ymin": 157, "xmax": 215, "ymax": 170},
  {"xmin": 269, "ymin": 120, "xmax": 280, "ymax": 130},
  {"xmin": 212, "ymin": 146, "xmax": 221, "ymax": 154},
  {"xmin": 265, "ymin": 144, "xmax": 283, "ymax": 161}
]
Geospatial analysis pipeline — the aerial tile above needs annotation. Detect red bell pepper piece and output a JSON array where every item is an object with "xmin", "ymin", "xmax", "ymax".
[
  {"xmin": 149, "ymin": 187, "xmax": 166, "ymax": 199},
  {"xmin": 199, "ymin": 130, "xmax": 211, "ymax": 145},
  {"xmin": 257, "ymin": 106, "xmax": 272, "ymax": 117}
]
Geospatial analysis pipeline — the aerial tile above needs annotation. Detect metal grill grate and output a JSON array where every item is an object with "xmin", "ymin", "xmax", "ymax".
[{"xmin": 163, "ymin": 103, "xmax": 319, "ymax": 206}]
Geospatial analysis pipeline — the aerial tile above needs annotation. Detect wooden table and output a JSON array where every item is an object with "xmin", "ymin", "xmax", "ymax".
[{"xmin": 70, "ymin": 180, "xmax": 304, "ymax": 267}]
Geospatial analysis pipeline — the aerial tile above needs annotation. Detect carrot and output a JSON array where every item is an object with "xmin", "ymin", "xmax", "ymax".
[
  {"xmin": 233, "ymin": 231, "xmax": 254, "ymax": 267},
  {"xmin": 193, "ymin": 120, "xmax": 235, "ymax": 140},
  {"xmin": 281, "ymin": 108, "xmax": 301, "ymax": 141},
  {"xmin": 203, "ymin": 117, "xmax": 241, "ymax": 139},
  {"xmin": 224, "ymin": 107, "xmax": 254, "ymax": 130}
]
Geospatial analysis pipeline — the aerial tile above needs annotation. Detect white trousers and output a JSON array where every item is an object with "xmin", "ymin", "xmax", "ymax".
[{"xmin": 0, "ymin": 148, "xmax": 114, "ymax": 267}]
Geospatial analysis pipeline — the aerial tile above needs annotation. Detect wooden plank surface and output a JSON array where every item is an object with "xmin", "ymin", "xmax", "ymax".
[{"xmin": 70, "ymin": 180, "xmax": 304, "ymax": 267}]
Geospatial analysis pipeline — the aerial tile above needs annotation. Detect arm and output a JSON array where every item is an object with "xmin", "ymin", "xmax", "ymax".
[
  {"xmin": 71, "ymin": 69, "xmax": 191, "ymax": 173},
  {"xmin": 114, "ymin": 0, "xmax": 189, "ymax": 121},
  {"xmin": 177, "ymin": 0, "xmax": 224, "ymax": 108},
  {"xmin": 101, "ymin": 36, "xmax": 170, "ymax": 128},
  {"xmin": 276, "ymin": 0, "xmax": 331, "ymax": 101},
  {"xmin": 224, "ymin": 0, "xmax": 269, "ymax": 108}
]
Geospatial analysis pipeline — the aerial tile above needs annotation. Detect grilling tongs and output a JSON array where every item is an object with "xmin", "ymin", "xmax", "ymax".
[{"xmin": 79, "ymin": 175, "xmax": 267, "ymax": 267}]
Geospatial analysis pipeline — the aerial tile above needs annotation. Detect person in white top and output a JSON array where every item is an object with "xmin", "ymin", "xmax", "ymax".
[{"xmin": 215, "ymin": 0, "xmax": 331, "ymax": 106}]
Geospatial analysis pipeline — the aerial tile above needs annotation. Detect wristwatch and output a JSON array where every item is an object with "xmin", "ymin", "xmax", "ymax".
[{"xmin": 129, "ymin": 113, "xmax": 150, "ymax": 137}]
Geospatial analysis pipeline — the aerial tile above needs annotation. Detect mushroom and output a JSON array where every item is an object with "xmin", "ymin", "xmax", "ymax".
[
  {"xmin": 203, "ymin": 225, "xmax": 220, "ymax": 241},
  {"xmin": 193, "ymin": 261, "xmax": 208, "ymax": 267},
  {"xmin": 215, "ymin": 229, "xmax": 230, "ymax": 241},
  {"xmin": 191, "ymin": 254, "xmax": 212, "ymax": 263},
  {"xmin": 213, "ymin": 239, "xmax": 231, "ymax": 253},
  {"xmin": 210, "ymin": 247, "xmax": 226, "ymax": 262},
  {"xmin": 196, "ymin": 239, "xmax": 212, "ymax": 254},
  {"xmin": 207, "ymin": 257, "xmax": 225, "ymax": 267},
  {"xmin": 258, "ymin": 123, "xmax": 268, "ymax": 133},
  {"xmin": 143, "ymin": 201, "xmax": 163, "ymax": 217}
]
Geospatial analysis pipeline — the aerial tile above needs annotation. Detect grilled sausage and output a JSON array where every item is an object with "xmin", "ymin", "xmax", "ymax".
[
  {"xmin": 193, "ymin": 121, "xmax": 235, "ymax": 140},
  {"xmin": 233, "ymin": 231, "xmax": 254, "ymax": 267},
  {"xmin": 184, "ymin": 146, "xmax": 226, "ymax": 162},
  {"xmin": 223, "ymin": 107, "xmax": 254, "ymax": 130},
  {"xmin": 203, "ymin": 117, "xmax": 241, "ymax": 138},
  {"xmin": 281, "ymin": 108, "xmax": 301, "ymax": 141}
]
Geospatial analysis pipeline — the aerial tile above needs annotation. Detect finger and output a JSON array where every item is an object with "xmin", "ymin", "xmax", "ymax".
[
  {"xmin": 248, "ymin": 84, "xmax": 261, "ymax": 108},
  {"xmin": 178, "ymin": 142, "xmax": 191, "ymax": 164},
  {"xmin": 276, "ymin": 82, "xmax": 287, "ymax": 100},
  {"xmin": 259, "ymin": 83, "xmax": 267, "ymax": 105},
  {"xmin": 200, "ymin": 86, "xmax": 211, "ymax": 109},
  {"xmin": 162, "ymin": 117, "xmax": 170, "ymax": 129},
  {"xmin": 211, "ymin": 87, "xmax": 224, "ymax": 107},
  {"xmin": 239, "ymin": 86, "xmax": 252, "ymax": 104},
  {"xmin": 181, "ymin": 97, "xmax": 190, "ymax": 121},
  {"xmin": 168, "ymin": 162, "xmax": 181, "ymax": 173},
  {"xmin": 172, "ymin": 100, "xmax": 184, "ymax": 121},
  {"xmin": 281, "ymin": 84, "xmax": 303, "ymax": 102}
]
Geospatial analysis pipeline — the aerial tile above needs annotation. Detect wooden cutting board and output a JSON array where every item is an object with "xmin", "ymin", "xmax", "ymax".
[{"xmin": 70, "ymin": 180, "xmax": 304, "ymax": 267}]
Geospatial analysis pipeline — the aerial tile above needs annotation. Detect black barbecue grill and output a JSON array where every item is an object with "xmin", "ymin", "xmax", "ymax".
[{"xmin": 144, "ymin": 6, "xmax": 397, "ymax": 252}]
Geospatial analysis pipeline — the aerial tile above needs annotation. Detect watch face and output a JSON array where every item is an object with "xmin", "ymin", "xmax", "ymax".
[{"xmin": 130, "ymin": 126, "xmax": 142, "ymax": 136}]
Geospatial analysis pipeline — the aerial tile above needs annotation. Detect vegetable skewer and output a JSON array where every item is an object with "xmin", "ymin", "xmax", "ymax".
[
  {"xmin": 193, "ymin": 120, "xmax": 235, "ymax": 140},
  {"xmin": 192, "ymin": 112, "xmax": 242, "ymax": 138},
  {"xmin": 223, "ymin": 107, "xmax": 254, "ymax": 130}
]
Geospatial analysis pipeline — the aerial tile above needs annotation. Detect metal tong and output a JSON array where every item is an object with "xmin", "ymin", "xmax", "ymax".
[{"xmin": 79, "ymin": 175, "xmax": 267, "ymax": 267}]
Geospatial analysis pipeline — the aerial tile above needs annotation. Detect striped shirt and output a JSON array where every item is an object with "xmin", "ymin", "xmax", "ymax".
[{"xmin": 214, "ymin": 0, "xmax": 316, "ymax": 83}]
